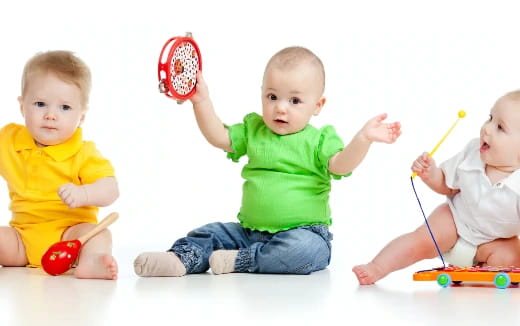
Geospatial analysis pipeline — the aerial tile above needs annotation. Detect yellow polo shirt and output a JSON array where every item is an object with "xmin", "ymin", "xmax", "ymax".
[{"xmin": 0, "ymin": 123, "xmax": 115, "ymax": 266}]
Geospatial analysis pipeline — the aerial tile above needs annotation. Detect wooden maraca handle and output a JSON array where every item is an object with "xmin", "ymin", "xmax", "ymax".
[{"xmin": 77, "ymin": 212, "xmax": 119, "ymax": 244}]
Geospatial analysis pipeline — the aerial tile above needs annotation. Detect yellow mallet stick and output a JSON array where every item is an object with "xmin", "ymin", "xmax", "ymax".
[{"xmin": 411, "ymin": 110, "xmax": 466, "ymax": 178}]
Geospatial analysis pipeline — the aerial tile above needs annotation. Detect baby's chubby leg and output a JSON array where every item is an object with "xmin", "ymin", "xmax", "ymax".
[
  {"xmin": 0, "ymin": 227, "xmax": 28, "ymax": 267},
  {"xmin": 353, "ymin": 203, "xmax": 458, "ymax": 285},
  {"xmin": 475, "ymin": 237, "xmax": 520, "ymax": 267},
  {"xmin": 62, "ymin": 223, "xmax": 117, "ymax": 280}
]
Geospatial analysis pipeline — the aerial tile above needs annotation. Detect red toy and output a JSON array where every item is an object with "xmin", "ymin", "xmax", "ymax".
[
  {"xmin": 158, "ymin": 32, "xmax": 202, "ymax": 104},
  {"xmin": 41, "ymin": 212, "xmax": 119, "ymax": 276}
]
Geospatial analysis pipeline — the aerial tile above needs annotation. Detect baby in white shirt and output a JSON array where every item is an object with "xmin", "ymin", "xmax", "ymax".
[{"xmin": 353, "ymin": 90, "xmax": 520, "ymax": 285}]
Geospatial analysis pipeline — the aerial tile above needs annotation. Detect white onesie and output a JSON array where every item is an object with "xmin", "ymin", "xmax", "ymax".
[{"xmin": 439, "ymin": 138, "xmax": 520, "ymax": 266}]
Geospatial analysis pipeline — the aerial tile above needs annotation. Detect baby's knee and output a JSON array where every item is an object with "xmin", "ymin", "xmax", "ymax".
[
  {"xmin": 287, "ymin": 230, "xmax": 331, "ymax": 270},
  {"xmin": 297, "ymin": 239, "xmax": 330, "ymax": 259},
  {"xmin": 96, "ymin": 228, "xmax": 112, "ymax": 241},
  {"xmin": 488, "ymin": 250, "xmax": 520, "ymax": 267},
  {"xmin": 405, "ymin": 231, "xmax": 441, "ymax": 260},
  {"xmin": 476, "ymin": 237, "xmax": 520, "ymax": 266}
]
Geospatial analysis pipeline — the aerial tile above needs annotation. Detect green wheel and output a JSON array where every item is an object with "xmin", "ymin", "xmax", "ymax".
[
  {"xmin": 494, "ymin": 273, "xmax": 511, "ymax": 289},
  {"xmin": 437, "ymin": 273, "xmax": 452, "ymax": 288}
]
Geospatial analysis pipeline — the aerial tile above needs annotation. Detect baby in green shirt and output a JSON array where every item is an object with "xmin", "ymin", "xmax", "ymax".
[{"xmin": 134, "ymin": 46, "xmax": 401, "ymax": 276}]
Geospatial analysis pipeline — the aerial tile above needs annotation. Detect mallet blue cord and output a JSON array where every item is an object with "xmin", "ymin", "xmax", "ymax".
[{"xmin": 410, "ymin": 176, "xmax": 446, "ymax": 268}]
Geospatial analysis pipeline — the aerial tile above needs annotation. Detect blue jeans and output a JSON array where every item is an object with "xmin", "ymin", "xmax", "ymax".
[{"xmin": 169, "ymin": 222, "xmax": 333, "ymax": 275}]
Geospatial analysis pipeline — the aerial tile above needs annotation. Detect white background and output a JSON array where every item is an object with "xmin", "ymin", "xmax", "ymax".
[{"xmin": 1, "ymin": 0, "xmax": 520, "ymax": 298}]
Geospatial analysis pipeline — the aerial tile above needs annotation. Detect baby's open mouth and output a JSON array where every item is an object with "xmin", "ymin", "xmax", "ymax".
[
  {"xmin": 274, "ymin": 119, "xmax": 288, "ymax": 124},
  {"xmin": 480, "ymin": 142, "xmax": 490, "ymax": 153}
]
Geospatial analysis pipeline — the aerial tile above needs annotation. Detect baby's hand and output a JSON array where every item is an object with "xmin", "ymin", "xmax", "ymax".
[
  {"xmin": 361, "ymin": 113, "xmax": 401, "ymax": 144},
  {"xmin": 189, "ymin": 71, "xmax": 210, "ymax": 105},
  {"xmin": 58, "ymin": 183, "xmax": 88, "ymax": 209},
  {"xmin": 411, "ymin": 152, "xmax": 437, "ymax": 180}
]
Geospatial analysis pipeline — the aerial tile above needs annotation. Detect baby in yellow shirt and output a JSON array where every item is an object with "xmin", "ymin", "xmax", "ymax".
[{"xmin": 0, "ymin": 51, "xmax": 119, "ymax": 279}]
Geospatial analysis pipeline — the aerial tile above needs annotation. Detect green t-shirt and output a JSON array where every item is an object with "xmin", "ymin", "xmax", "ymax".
[{"xmin": 226, "ymin": 113, "xmax": 350, "ymax": 233}]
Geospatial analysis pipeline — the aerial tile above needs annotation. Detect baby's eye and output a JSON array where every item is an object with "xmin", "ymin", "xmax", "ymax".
[
  {"xmin": 61, "ymin": 105, "xmax": 71, "ymax": 111},
  {"xmin": 289, "ymin": 97, "xmax": 301, "ymax": 105},
  {"xmin": 34, "ymin": 101, "xmax": 46, "ymax": 108},
  {"xmin": 267, "ymin": 93, "xmax": 277, "ymax": 101}
]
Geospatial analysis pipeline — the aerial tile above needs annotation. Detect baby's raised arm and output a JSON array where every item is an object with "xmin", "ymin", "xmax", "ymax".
[
  {"xmin": 189, "ymin": 72, "xmax": 232, "ymax": 152},
  {"xmin": 328, "ymin": 113, "xmax": 401, "ymax": 175},
  {"xmin": 411, "ymin": 153, "xmax": 459, "ymax": 196}
]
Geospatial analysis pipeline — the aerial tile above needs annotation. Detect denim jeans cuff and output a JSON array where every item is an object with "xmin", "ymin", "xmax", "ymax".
[
  {"xmin": 169, "ymin": 245, "xmax": 203, "ymax": 274},
  {"xmin": 235, "ymin": 248, "xmax": 252, "ymax": 272}
]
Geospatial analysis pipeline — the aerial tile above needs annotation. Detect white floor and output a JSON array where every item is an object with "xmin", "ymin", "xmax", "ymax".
[{"xmin": 2, "ymin": 248, "xmax": 520, "ymax": 326}]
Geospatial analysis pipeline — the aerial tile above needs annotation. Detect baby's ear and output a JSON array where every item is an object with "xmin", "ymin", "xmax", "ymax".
[
  {"xmin": 80, "ymin": 105, "xmax": 89, "ymax": 124},
  {"xmin": 18, "ymin": 96, "xmax": 24, "ymax": 116},
  {"xmin": 79, "ymin": 113, "xmax": 86, "ymax": 125},
  {"xmin": 313, "ymin": 96, "xmax": 326, "ymax": 116}
]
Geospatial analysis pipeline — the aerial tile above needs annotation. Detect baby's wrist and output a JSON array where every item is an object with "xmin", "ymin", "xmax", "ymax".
[
  {"xmin": 192, "ymin": 98, "xmax": 212, "ymax": 111},
  {"xmin": 356, "ymin": 130, "xmax": 372, "ymax": 144},
  {"xmin": 81, "ymin": 185, "xmax": 90, "ymax": 206}
]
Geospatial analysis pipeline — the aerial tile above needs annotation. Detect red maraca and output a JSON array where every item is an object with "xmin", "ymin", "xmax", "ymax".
[{"xmin": 41, "ymin": 212, "xmax": 119, "ymax": 275}]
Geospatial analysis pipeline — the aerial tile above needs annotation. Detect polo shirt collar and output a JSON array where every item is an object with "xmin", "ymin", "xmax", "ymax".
[
  {"xmin": 14, "ymin": 127, "xmax": 84, "ymax": 162},
  {"xmin": 457, "ymin": 144, "xmax": 484, "ymax": 172},
  {"xmin": 458, "ymin": 144, "xmax": 520, "ymax": 195},
  {"xmin": 13, "ymin": 127, "xmax": 36, "ymax": 152},
  {"xmin": 503, "ymin": 169, "xmax": 520, "ymax": 195}
]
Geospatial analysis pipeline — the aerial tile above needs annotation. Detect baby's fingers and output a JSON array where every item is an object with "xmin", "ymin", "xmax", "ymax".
[
  {"xmin": 411, "ymin": 153, "xmax": 430, "ymax": 171},
  {"xmin": 195, "ymin": 70, "xmax": 205, "ymax": 85},
  {"xmin": 59, "ymin": 191, "xmax": 73, "ymax": 204},
  {"xmin": 388, "ymin": 122, "xmax": 402, "ymax": 142},
  {"xmin": 411, "ymin": 161, "xmax": 425, "ymax": 174},
  {"xmin": 58, "ymin": 188, "xmax": 70, "ymax": 200},
  {"xmin": 58, "ymin": 183, "xmax": 73, "ymax": 196},
  {"xmin": 415, "ymin": 153, "xmax": 430, "ymax": 165},
  {"xmin": 66, "ymin": 199, "xmax": 79, "ymax": 209},
  {"xmin": 62, "ymin": 194, "xmax": 79, "ymax": 209}
]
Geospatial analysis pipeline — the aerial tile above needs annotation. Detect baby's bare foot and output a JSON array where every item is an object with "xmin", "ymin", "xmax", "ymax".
[
  {"xmin": 133, "ymin": 251, "xmax": 186, "ymax": 277},
  {"xmin": 352, "ymin": 263, "xmax": 384, "ymax": 285},
  {"xmin": 74, "ymin": 254, "xmax": 118, "ymax": 280}
]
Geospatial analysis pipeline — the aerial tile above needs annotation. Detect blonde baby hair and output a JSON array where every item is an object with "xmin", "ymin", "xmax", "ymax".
[
  {"xmin": 21, "ymin": 50, "xmax": 92, "ymax": 107},
  {"xmin": 265, "ymin": 46, "xmax": 326, "ymax": 95}
]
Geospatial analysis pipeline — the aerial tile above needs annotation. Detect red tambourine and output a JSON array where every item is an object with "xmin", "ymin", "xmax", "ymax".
[{"xmin": 158, "ymin": 33, "xmax": 202, "ymax": 103}]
